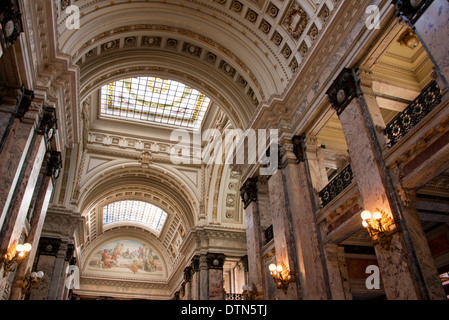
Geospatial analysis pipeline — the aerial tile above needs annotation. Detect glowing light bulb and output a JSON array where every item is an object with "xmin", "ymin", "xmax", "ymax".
[
  {"xmin": 22, "ymin": 243, "xmax": 32, "ymax": 252},
  {"xmin": 361, "ymin": 210, "xmax": 372, "ymax": 220},
  {"xmin": 362, "ymin": 220, "xmax": 368, "ymax": 228},
  {"xmin": 269, "ymin": 264, "xmax": 277, "ymax": 272},
  {"xmin": 276, "ymin": 265, "xmax": 283, "ymax": 273},
  {"xmin": 373, "ymin": 210, "xmax": 382, "ymax": 220}
]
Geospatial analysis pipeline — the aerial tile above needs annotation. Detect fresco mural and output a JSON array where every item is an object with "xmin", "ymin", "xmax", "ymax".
[{"xmin": 87, "ymin": 240, "xmax": 164, "ymax": 276}]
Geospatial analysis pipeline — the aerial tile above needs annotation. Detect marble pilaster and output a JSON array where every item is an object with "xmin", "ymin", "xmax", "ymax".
[
  {"xmin": 326, "ymin": 67, "xmax": 446, "ymax": 299},
  {"xmin": 190, "ymin": 256, "xmax": 200, "ymax": 300},
  {"xmin": 199, "ymin": 254, "xmax": 209, "ymax": 300},
  {"xmin": 8, "ymin": 151, "xmax": 55, "ymax": 300},
  {"xmin": 0, "ymin": 129, "xmax": 46, "ymax": 262},
  {"xmin": 206, "ymin": 253, "xmax": 225, "ymax": 300},
  {"xmin": 323, "ymin": 243, "xmax": 353, "ymax": 300},
  {"xmin": 28, "ymin": 209, "xmax": 83, "ymax": 300},
  {"xmin": 279, "ymin": 137, "xmax": 328, "ymax": 300},
  {"xmin": 0, "ymin": 89, "xmax": 36, "ymax": 231},
  {"xmin": 267, "ymin": 168, "xmax": 300, "ymax": 299},
  {"xmin": 240, "ymin": 178, "xmax": 265, "ymax": 297},
  {"xmin": 183, "ymin": 266, "xmax": 192, "ymax": 300}
]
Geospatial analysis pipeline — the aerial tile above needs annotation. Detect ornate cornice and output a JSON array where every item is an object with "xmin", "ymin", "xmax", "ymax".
[{"xmin": 325, "ymin": 67, "xmax": 358, "ymax": 116}]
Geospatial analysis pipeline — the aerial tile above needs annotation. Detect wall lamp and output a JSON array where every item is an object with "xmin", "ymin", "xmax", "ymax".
[
  {"xmin": 361, "ymin": 209, "xmax": 398, "ymax": 250},
  {"xmin": 242, "ymin": 283, "xmax": 263, "ymax": 300},
  {"xmin": 1, "ymin": 240, "xmax": 32, "ymax": 276},
  {"xmin": 268, "ymin": 262, "xmax": 296, "ymax": 294},
  {"xmin": 16, "ymin": 269, "xmax": 44, "ymax": 299}
]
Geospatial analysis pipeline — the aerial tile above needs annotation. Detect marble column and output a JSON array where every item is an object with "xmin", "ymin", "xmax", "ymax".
[
  {"xmin": 240, "ymin": 178, "xmax": 265, "ymax": 297},
  {"xmin": 0, "ymin": 106, "xmax": 58, "ymax": 273},
  {"xmin": 206, "ymin": 253, "xmax": 226, "ymax": 300},
  {"xmin": 392, "ymin": 0, "xmax": 449, "ymax": 89},
  {"xmin": 8, "ymin": 150, "xmax": 60, "ymax": 300},
  {"xmin": 394, "ymin": 184, "xmax": 447, "ymax": 299},
  {"xmin": 184, "ymin": 266, "xmax": 192, "ymax": 300},
  {"xmin": 267, "ymin": 166, "xmax": 300, "ymax": 299},
  {"xmin": 190, "ymin": 256, "xmax": 200, "ymax": 300},
  {"xmin": 277, "ymin": 137, "xmax": 328, "ymax": 300},
  {"xmin": 323, "ymin": 244, "xmax": 353, "ymax": 300},
  {"xmin": 28, "ymin": 237, "xmax": 67, "ymax": 300},
  {"xmin": 326, "ymin": 68, "xmax": 446, "ymax": 299},
  {"xmin": 199, "ymin": 254, "xmax": 209, "ymax": 300},
  {"xmin": 0, "ymin": 87, "xmax": 35, "ymax": 231},
  {"xmin": 28, "ymin": 209, "xmax": 83, "ymax": 300}
]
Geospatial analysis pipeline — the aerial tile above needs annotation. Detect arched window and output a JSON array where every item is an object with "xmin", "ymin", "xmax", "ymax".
[
  {"xmin": 102, "ymin": 200, "xmax": 168, "ymax": 233},
  {"xmin": 100, "ymin": 76, "xmax": 211, "ymax": 130}
]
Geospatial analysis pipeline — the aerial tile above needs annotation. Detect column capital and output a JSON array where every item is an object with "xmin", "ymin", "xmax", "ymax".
[
  {"xmin": 206, "ymin": 253, "xmax": 226, "ymax": 270},
  {"xmin": 191, "ymin": 255, "xmax": 200, "ymax": 272},
  {"xmin": 391, "ymin": 0, "xmax": 433, "ymax": 27},
  {"xmin": 15, "ymin": 86, "xmax": 35, "ymax": 120},
  {"xmin": 184, "ymin": 266, "xmax": 193, "ymax": 282},
  {"xmin": 37, "ymin": 237, "xmax": 62, "ymax": 257},
  {"xmin": 398, "ymin": 187, "xmax": 418, "ymax": 208},
  {"xmin": 240, "ymin": 255, "xmax": 249, "ymax": 272},
  {"xmin": 240, "ymin": 177, "xmax": 258, "ymax": 209},
  {"xmin": 326, "ymin": 68, "xmax": 357, "ymax": 115}
]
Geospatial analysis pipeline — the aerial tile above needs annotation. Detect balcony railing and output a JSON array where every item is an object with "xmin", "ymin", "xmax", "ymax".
[
  {"xmin": 226, "ymin": 293, "xmax": 243, "ymax": 300},
  {"xmin": 319, "ymin": 165, "xmax": 354, "ymax": 208},
  {"xmin": 384, "ymin": 80, "xmax": 442, "ymax": 147}
]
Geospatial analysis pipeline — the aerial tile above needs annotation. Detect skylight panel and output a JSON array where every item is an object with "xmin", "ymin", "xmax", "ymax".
[
  {"xmin": 100, "ymin": 77, "xmax": 210, "ymax": 130},
  {"xmin": 103, "ymin": 200, "xmax": 168, "ymax": 232}
]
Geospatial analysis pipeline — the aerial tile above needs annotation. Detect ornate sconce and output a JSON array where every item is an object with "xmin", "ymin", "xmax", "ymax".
[
  {"xmin": 242, "ymin": 283, "xmax": 263, "ymax": 300},
  {"xmin": 268, "ymin": 262, "xmax": 296, "ymax": 294},
  {"xmin": 398, "ymin": 29, "xmax": 420, "ymax": 49},
  {"xmin": 361, "ymin": 209, "xmax": 398, "ymax": 250},
  {"xmin": 1, "ymin": 240, "xmax": 32, "ymax": 276},
  {"xmin": 16, "ymin": 269, "xmax": 44, "ymax": 298}
]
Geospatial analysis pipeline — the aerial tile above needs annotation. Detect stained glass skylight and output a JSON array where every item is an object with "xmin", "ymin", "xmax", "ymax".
[
  {"xmin": 100, "ymin": 77, "xmax": 211, "ymax": 130},
  {"xmin": 103, "ymin": 200, "xmax": 168, "ymax": 233}
]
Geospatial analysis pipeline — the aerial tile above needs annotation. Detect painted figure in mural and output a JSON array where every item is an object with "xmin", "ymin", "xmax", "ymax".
[
  {"xmin": 101, "ymin": 249, "xmax": 113, "ymax": 268},
  {"xmin": 131, "ymin": 260, "xmax": 139, "ymax": 274}
]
